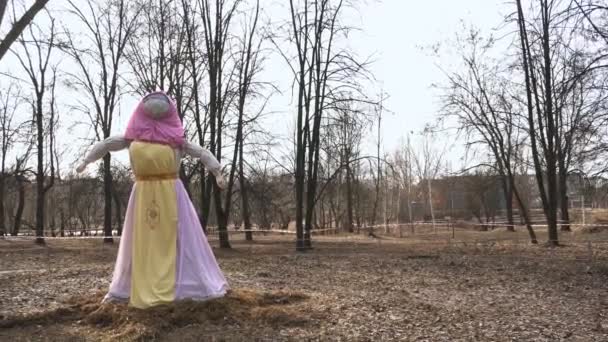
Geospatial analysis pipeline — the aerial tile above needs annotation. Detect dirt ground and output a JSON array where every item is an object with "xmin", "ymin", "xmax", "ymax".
[{"xmin": 2, "ymin": 229, "xmax": 608, "ymax": 341}]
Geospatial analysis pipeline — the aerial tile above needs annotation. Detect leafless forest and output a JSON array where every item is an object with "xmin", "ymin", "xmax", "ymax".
[{"xmin": 3, "ymin": 0, "xmax": 608, "ymax": 341}]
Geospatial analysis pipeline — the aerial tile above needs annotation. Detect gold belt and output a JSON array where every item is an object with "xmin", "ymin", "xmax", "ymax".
[{"xmin": 136, "ymin": 173, "xmax": 178, "ymax": 181}]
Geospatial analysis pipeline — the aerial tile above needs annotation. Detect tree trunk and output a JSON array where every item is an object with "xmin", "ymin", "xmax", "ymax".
[
  {"xmin": 475, "ymin": 214, "xmax": 487, "ymax": 231},
  {"xmin": 50, "ymin": 211, "xmax": 56, "ymax": 237},
  {"xmin": 304, "ymin": 151, "xmax": 321, "ymax": 247},
  {"xmin": 216, "ymin": 211, "xmax": 231, "ymax": 248},
  {"xmin": 0, "ymin": 175, "xmax": 5, "ymax": 236},
  {"xmin": 560, "ymin": 193, "xmax": 570, "ymax": 231},
  {"xmin": 214, "ymin": 203, "xmax": 231, "ymax": 248},
  {"xmin": 501, "ymin": 176, "xmax": 515, "ymax": 231},
  {"xmin": 427, "ymin": 178, "xmax": 436, "ymax": 233},
  {"xmin": 515, "ymin": 0, "xmax": 557, "ymax": 246},
  {"xmin": 546, "ymin": 195, "xmax": 559, "ymax": 245},
  {"xmin": 303, "ymin": 108, "xmax": 323, "ymax": 249},
  {"xmin": 544, "ymin": 159, "xmax": 560, "ymax": 245},
  {"xmin": 345, "ymin": 161, "xmax": 354, "ymax": 233},
  {"xmin": 542, "ymin": 1, "xmax": 559, "ymax": 246},
  {"xmin": 211, "ymin": 152, "xmax": 231, "ymax": 249},
  {"xmin": 215, "ymin": 98, "xmax": 233, "ymax": 249},
  {"xmin": 559, "ymin": 169, "xmax": 571, "ymax": 231},
  {"xmin": 371, "ymin": 171, "xmax": 381, "ymax": 226},
  {"xmin": 103, "ymin": 154, "xmax": 113, "ymax": 243},
  {"xmin": 295, "ymin": 82, "xmax": 305, "ymax": 251},
  {"xmin": 239, "ymin": 138, "xmax": 253, "ymax": 241},
  {"xmin": 512, "ymin": 182, "xmax": 538, "ymax": 244},
  {"xmin": 319, "ymin": 198, "xmax": 326, "ymax": 229},
  {"xmin": 204, "ymin": 49, "xmax": 218, "ymax": 237},
  {"xmin": 60, "ymin": 209, "xmax": 65, "ymax": 237},
  {"xmin": 355, "ymin": 171, "xmax": 362, "ymax": 232},
  {"xmin": 113, "ymin": 188, "xmax": 122, "ymax": 236},
  {"xmin": 35, "ymin": 101, "xmax": 45, "ymax": 245},
  {"xmin": 12, "ymin": 176, "xmax": 25, "ymax": 236}
]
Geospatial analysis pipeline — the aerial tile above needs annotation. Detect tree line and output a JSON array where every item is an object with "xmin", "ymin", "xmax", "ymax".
[
  {"xmin": 438, "ymin": 0, "xmax": 608, "ymax": 245},
  {"xmin": 2, "ymin": 0, "xmax": 608, "ymax": 249},
  {"xmin": 0, "ymin": 0, "xmax": 380, "ymax": 250}
]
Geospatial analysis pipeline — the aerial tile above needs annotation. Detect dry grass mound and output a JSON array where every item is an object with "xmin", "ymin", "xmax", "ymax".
[{"xmin": 0, "ymin": 288, "xmax": 311, "ymax": 341}]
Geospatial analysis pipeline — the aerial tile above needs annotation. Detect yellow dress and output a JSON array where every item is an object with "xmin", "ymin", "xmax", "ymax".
[
  {"xmin": 129, "ymin": 141, "xmax": 179, "ymax": 308},
  {"xmin": 97, "ymin": 138, "xmax": 229, "ymax": 309}
]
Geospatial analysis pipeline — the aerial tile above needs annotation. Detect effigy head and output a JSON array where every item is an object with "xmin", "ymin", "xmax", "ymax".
[
  {"xmin": 142, "ymin": 92, "xmax": 172, "ymax": 119},
  {"xmin": 124, "ymin": 90, "xmax": 185, "ymax": 147}
]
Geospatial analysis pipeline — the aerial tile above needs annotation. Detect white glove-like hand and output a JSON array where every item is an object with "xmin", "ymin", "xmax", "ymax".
[
  {"xmin": 214, "ymin": 172, "xmax": 227, "ymax": 190},
  {"xmin": 75, "ymin": 162, "xmax": 87, "ymax": 173}
]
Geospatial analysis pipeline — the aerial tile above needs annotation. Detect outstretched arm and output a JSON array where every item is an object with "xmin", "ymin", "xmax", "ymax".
[
  {"xmin": 76, "ymin": 136, "xmax": 130, "ymax": 173},
  {"xmin": 182, "ymin": 141, "xmax": 226, "ymax": 189}
]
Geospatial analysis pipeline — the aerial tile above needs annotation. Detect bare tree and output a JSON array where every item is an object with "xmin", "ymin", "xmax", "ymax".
[
  {"xmin": 438, "ymin": 27, "xmax": 538, "ymax": 242},
  {"xmin": 10, "ymin": 150, "xmax": 33, "ymax": 236},
  {"xmin": 0, "ymin": 84, "xmax": 23, "ymax": 236},
  {"xmin": 279, "ymin": 0, "xmax": 372, "ymax": 250},
  {"xmin": 463, "ymin": 169, "xmax": 500, "ymax": 230},
  {"xmin": 233, "ymin": 0, "xmax": 262, "ymax": 241},
  {"xmin": 566, "ymin": 1, "xmax": 608, "ymax": 212},
  {"xmin": 411, "ymin": 131, "xmax": 445, "ymax": 232},
  {"xmin": 197, "ymin": 0, "xmax": 242, "ymax": 248},
  {"xmin": 514, "ymin": 0, "xmax": 561, "ymax": 245},
  {"xmin": 393, "ymin": 134, "xmax": 415, "ymax": 230},
  {"xmin": 370, "ymin": 99, "xmax": 382, "ymax": 228},
  {"xmin": 65, "ymin": 175, "xmax": 101, "ymax": 235},
  {"xmin": 318, "ymin": 98, "xmax": 368, "ymax": 232},
  {"xmin": 110, "ymin": 163, "xmax": 132, "ymax": 235},
  {"xmin": 181, "ymin": 0, "xmax": 209, "ymax": 226},
  {"xmin": 248, "ymin": 163, "xmax": 293, "ymax": 231},
  {"xmin": 63, "ymin": 0, "xmax": 139, "ymax": 243},
  {"xmin": 13, "ymin": 13, "xmax": 58, "ymax": 244},
  {"xmin": 126, "ymin": 0, "xmax": 189, "ymax": 96},
  {"xmin": 513, "ymin": 0, "xmax": 599, "ymax": 244},
  {"xmin": 336, "ymin": 103, "xmax": 366, "ymax": 232},
  {"xmin": 0, "ymin": 0, "xmax": 51, "ymax": 62}
]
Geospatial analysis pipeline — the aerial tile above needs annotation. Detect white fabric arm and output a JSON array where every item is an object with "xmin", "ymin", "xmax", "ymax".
[
  {"xmin": 182, "ymin": 141, "xmax": 222, "ymax": 175},
  {"xmin": 83, "ymin": 136, "xmax": 131, "ymax": 164}
]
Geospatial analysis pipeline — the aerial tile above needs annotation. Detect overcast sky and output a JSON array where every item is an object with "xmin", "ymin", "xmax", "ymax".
[
  {"xmin": 1, "ymin": 0, "xmax": 512, "ymax": 171},
  {"xmin": 262, "ymin": 0, "xmax": 511, "ymax": 167},
  {"xmin": 347, "ymin": 0, "xmax": 506, "ymax": 145}
]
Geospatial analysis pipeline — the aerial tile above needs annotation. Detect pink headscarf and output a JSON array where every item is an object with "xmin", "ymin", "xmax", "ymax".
[{"xmin": 124, "ymin": 91, "xmax": 185, "ymax": 147}]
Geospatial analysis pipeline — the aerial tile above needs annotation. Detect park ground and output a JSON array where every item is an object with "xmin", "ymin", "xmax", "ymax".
[{"xmin": 2, "ymin": 228, "xmax": 608, "ymax": 341}]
